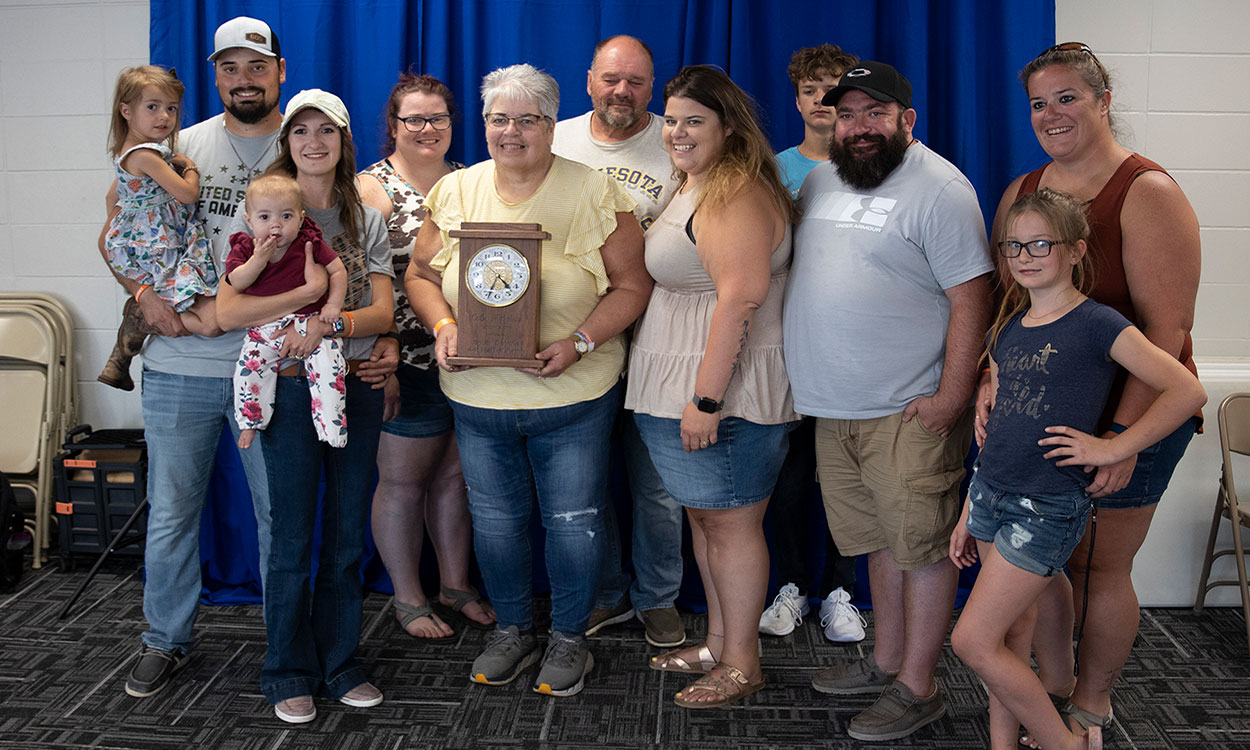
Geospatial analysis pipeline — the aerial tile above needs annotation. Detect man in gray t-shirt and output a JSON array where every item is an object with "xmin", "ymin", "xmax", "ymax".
[
  {"xmin": 551, "ymin": 35, "xmax": 685, "ymax": 650},
  {"xmin": 552, "ymin": 35, "xmax": 678, "ymax": 230},
  {"xmin": 782, "ymin": 61, "xmax": 992, "ymax": 742},
  {"xmin": 105, "ymin": 16, "xmax": 301, "ymax": 701}
]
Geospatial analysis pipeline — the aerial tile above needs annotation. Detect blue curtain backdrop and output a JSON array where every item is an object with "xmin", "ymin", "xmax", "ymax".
[
  {"xmin": 151, "ymin": 0, "xmax": 1054, "ymax": 225},
  {"xmin": 148, "ymin": 0, "xmax": 1054, "ymax": 604}
]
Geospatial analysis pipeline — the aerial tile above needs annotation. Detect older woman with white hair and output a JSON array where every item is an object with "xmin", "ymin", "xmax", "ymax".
[{"xmin": 405, "ymin": 64, "xmax": 652, "ymax": 697}]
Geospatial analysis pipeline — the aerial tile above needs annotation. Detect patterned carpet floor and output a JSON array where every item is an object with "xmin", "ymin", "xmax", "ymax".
[{"xmin": 1, "ymin": 558, "xmax": 1248, "ymax": 749}]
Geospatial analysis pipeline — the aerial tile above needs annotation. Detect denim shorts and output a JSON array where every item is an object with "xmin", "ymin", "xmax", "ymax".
[
  {"xmin": 965, "ymin": 474, "xmax": 1091, "ymax": 577},
  {"xmin": 632, "ymin": 413, "xmax": 792, "ymax": 510},
  {"xmin": 1096, "ymin": 417, "xmax": 1198, "ymax": 509},
  {"xmin": 381, "ymin": 364, "xmax": 454, "ymax": 439}
]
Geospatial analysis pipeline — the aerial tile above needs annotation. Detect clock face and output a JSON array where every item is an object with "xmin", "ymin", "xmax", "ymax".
[{"xmin": 465, "ymin": 243, "xmax": 530, "ymax": 307}]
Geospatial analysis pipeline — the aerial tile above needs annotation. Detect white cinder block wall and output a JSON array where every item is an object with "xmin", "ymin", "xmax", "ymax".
[
  {"xmin": 1055, "ymin": 0, "xmax": 1250, "ymax": 605},
  {"xmin": 1, "ymin": 0, "xmax": 1247, "ymax": 604},
  {"xmin": 0, "ymin": 0, "xmax": 150, "ymax": 429}
]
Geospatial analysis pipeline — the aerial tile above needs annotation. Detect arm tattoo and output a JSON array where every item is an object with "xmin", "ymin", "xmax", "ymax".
[{"xmin": 728, "ymin": 319, "xmax": 750, "ymax": 379}]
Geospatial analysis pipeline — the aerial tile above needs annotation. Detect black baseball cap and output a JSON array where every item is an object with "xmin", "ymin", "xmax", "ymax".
[{"xmin": 822, "ymin": 61, "xmax": 912, "ymax": 109}]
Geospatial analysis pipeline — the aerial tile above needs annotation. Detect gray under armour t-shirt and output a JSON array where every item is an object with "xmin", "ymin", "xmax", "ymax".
[
  {"xmin": 552, "ymin": 111, "xmax": 678, "ymax": 231},
  {"xmin": 141, "ymin": 114, "xmax": 280, "ymax": 377},
  {"xmin": 782, "ymin": 142, "xmax": 994, "ymax": 419}
]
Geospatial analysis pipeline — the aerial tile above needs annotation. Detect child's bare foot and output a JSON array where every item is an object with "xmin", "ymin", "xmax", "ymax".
[{"xmin": 238, "ymin": 428, "xmax": 256, "ymax": 450}]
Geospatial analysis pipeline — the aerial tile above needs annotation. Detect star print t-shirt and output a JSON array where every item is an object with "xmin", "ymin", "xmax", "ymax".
[
  {"xmin": 976, "ymin": 299, "xmax": 1131, "ymax": 493},
  {"xmin": 141, "ymin": 114, "xmax": 280, "ymax": 377}
]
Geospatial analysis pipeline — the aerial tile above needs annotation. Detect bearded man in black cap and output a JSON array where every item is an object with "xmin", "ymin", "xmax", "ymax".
[{"xmin": 781, "ymin": 61, "xmax": 993, "ymax": 742}]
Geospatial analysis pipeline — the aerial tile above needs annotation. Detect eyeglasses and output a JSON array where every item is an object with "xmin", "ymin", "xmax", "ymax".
[
  {"xmin": 483, "ymin": 113, "xmax": 550, "ymax": 131},
  {"xmin": 1040, "ymin": 41, "xmax": 1110, "ymax": 88},
  {"xmin": 997, "ymin": 239, "xmax": 1073, "ymax": 258},
  {"xmin": 397, "ymin": 114, "xmax": 451, "ymax": 132}
]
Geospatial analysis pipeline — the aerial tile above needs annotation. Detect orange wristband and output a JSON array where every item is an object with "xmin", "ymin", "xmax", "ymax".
[
  {"xmin": 344, "ymin": 310, "xmax": 356, "ymax": 338},
  {"xmin": 135, "ymin": 284, "xmax": 151, "ymax": 303},
  {"xmin": 433, "ymin": 317, "xmax": 456, "ymax": 337}
]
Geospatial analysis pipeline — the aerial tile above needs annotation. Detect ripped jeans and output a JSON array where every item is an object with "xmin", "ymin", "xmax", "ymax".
[
  {"xmin": 964, "ymin": 473, "xmax": 1091, "ymax": 577},
  {"xmin": 450, "ymin": 383, "xmax": 621, "ymax": 635}
]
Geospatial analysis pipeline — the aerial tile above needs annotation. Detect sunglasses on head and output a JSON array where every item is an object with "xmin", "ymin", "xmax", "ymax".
[
  {"xmin": 1040, "ymin": 41, "xmax": 1110, "ymax": 87},
  {"xmin": 1046, "ymin": 41, "xmax": 1095, "ymax": 56}
]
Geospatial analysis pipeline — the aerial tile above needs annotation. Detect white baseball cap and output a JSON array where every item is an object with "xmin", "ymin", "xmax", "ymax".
[
  {"xmin": 281, "ymin": 89, "xmax": 352, "ymax": 136},
  {"xmin": 208, "ymin": 16, "xmax": 280, "ymax": 61}
]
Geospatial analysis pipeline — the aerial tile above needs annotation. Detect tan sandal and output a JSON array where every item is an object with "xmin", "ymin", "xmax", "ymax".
[
  {"xmin": 1063, "ymin": 702, "xmax": 1111, "ymax": 750},
  {"xmin": 649, "ymin": 641, "xmax": 717, "ymax": 674},
  {"xmin": 673, "ymin": 663, "xmax": 764, "ymax": 709}
]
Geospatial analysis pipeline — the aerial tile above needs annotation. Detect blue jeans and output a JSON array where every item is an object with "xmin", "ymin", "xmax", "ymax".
[
  {"xmin": 258, "ymin": 375, "xmax": 383, "ymax": 703},
  {"xmin": 595, "ymin": 412, "xmax": 684, "ymax": 611},
  {"xmin": 139, "ymin": 369, "xmax": 272, "ymax": 654},
  {"xmin": 451, "ymin": 383, "xmax": 621, "ymax": 635},
  {"xmin": 1098, "ymin": 417, "xmax": 1198, "ymax": 508}
]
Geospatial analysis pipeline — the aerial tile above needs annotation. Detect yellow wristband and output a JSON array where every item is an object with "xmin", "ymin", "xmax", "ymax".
[
  {"xmin": 135, "ymin": 284, "xmax": 151, "ymax": 303},
  {"xmin": 433, "ymin": 317, "xmax": 456, "ymax": 337}
]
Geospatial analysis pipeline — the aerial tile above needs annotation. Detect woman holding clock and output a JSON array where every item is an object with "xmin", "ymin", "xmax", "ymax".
[
  {"xmin": 405, "ymin": 63, "xmax": 652, "ymax": 698},
  {"xmin": 626, "ymin": 66, "xmax": 798, "ymax": 709}
]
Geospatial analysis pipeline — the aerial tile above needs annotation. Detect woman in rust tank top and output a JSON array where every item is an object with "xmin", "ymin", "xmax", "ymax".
[{"xmin": 976, "ymin": 44, "xmax": 1201, "ymax": 746}]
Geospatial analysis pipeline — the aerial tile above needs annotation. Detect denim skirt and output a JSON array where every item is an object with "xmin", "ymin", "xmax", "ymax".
[{"xmin": 633, "ymin": 412, "xmax": 792, "ymax": 510}]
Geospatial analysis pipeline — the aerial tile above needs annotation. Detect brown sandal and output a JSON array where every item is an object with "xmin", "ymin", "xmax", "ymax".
[
  {"xmin": 649, "ymin": 641, "xmax": 717, "ymax": 674},
  {"xmin": 673, "ymin": 663, "xmax": 764, "ymax": 709}
]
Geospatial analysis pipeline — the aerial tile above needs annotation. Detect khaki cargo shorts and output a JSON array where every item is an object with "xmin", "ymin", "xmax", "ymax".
[{"xmin": 814, "ymin": 408, "xmax": 972, "ymax": 571}]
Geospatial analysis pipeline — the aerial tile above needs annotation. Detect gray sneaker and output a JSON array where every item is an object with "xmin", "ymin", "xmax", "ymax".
[
  {"xmin": 470, "ymin": 626, "xmax": 539, "ymax": 686},
  {"xmin": 848, "ymin": 680, "xmax": 947, "ymax": 741},
  {"xmin": 585, "ymin": 598, "xmax": 635, "ymax": 636},
  {"xmin": 533, "ymin": 632, "xmax": 594, "ymax": 697},
  {"xmin": 638, "ymin": 606, "xmax": 686, "ymax": 648},
  {"xmin": 811, "ymin": 653, "xmax": 898, "ymax": 695}
]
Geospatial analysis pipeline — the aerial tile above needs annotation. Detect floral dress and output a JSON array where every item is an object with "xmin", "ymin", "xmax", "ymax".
[{"xmin": 105, "ymin": 142, "xmax": 217, "ymax": 311}]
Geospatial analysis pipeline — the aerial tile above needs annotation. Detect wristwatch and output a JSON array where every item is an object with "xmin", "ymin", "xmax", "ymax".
[
  {"xmin": 570, "ymin": 329, "xmax": 594, "ymax": 356},
  {"xmin": 691, "ymin": 395, "xmax": 723, "ymax": 414},
  {"xmin": 332, "ymin": 316, "xmax": 345, "ymax": 336}
]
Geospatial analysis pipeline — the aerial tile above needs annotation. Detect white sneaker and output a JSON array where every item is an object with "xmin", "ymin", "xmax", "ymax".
[
  {"xmin": 819, "ymin": 587, "xmax": 866, "ymax": 643},
  {"xmin": 758, "ymin": 583, "xmax": 810, "ymax": 636}
]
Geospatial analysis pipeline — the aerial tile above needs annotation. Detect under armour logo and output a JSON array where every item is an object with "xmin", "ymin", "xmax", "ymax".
[{"xmin": 836, "ymin": 195, "xmax": 897, "ymax": 227}]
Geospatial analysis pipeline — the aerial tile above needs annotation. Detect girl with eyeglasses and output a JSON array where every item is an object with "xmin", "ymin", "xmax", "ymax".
[
  {"xmin": 357, "ymin": 73, "xmax": 497, "ymax": 642},
  {"xmin": 951, "ymin": 188, "xmax": 1205, "ymax": 750},
  {"xmin": 974, "ymin": 42, "xmax": 1203, "ymax": 746}
]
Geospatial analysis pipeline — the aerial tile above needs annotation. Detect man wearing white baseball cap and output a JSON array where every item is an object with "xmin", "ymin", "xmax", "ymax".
[{"xmin": 113, "ymin": 16, "xmax": 299, "ymax": 701}]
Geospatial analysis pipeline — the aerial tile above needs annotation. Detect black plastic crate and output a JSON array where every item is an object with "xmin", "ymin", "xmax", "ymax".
[{"xmin": 54, "ymin": 427, "xmax": 146, "ymax": 566}]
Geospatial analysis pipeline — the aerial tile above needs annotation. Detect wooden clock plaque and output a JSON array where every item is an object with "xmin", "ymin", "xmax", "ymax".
[{"xmin": 446, "ymin": 222, "xmax": 550, "ymax": 368}]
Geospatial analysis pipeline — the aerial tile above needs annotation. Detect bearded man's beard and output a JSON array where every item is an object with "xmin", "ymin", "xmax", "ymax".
[{"xmin": 829, "ymin": 123, "xmax": 910, "ymax": 190}]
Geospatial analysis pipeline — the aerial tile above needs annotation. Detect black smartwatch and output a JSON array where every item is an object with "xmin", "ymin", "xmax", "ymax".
[
  {"xmin": 691, "ymin": 395, "xmax": 723, "ymax": 414},
  {"xmin": 332, "ymin": 316, "xmax": 345, "ymax": 336}
]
